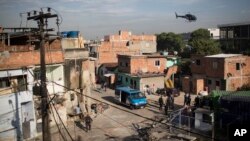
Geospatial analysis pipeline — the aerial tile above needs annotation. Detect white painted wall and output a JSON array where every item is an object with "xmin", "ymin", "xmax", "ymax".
[{"xmin": 0, "ymin": 69, "xmax": 37, "ymax": 140}]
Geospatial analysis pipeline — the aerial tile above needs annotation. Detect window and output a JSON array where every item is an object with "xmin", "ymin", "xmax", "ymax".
[
  {"xmin": 125, "ymin": 62, "xmax": 128, "ymax": 67},
  {"xmin": 155, "ymin": 60, "xmax": 160, "ymax": 66},
  {"xmin": 125, "ymin": 77, "xmax": 128, "ymax": 82},
  {"xmin": 196, "ymin": 60, "xmax": 201, "ymax": 66},
  {"xmin": 118, "ymin": 76, "xmax": 123, "ymax": 82},
  {"xmin": 120, "ymin": 62, "xmax": 123, "ymax": 66},
  {"xmin": 216, "ymin": 80, "xmax": 220, "ymax": 86},
  {"xmin": 236, "ymin": 63, "xmax": 240, "ymax": 70},
  {"xmin": 212, "ymin": 62, "xmax": 218, "ymax": 69},
  {"xmin": 130, "ymin": 79, "xmax": 133, "ymax": 85},
  {"xmin": 17, "ymin": 75, "xmax": 27, "ymax": 91},
  {"xmin": 0, "ymin": 77, "xmax": 11, "ymax": 88},
  {"xmin": 203, "ymin": 114, "xmax": 211, "ymax": 123},
  {"xmin": 207, "ymin": 79, "xmax": 212, "ymax": 85}
]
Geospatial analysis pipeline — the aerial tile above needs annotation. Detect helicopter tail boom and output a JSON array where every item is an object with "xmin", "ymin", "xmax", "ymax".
[{"xmin": 175, "ymin": 12, "xmax": 178, "ymax": 18}]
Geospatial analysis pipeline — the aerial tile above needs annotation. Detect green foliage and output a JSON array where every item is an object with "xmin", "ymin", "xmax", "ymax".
[
  {"xmin": 190, "ymin": 28, "xmax": 210, "ymax": 40},
  {"xmin": 188, "ymin": 28, "xmax": 221, "ymax": 55},
  {"xmin": 180, "ymin": 59, "xmax": 191, "ymax": 75},
  {"xmin": 156, "ymin": 32, "xmax": 185, "ymax": 53}
]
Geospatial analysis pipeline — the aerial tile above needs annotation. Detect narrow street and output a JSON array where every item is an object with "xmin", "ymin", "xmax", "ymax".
[{"xmin": 48, "ymin": 86, "xmax": 196, "ymax": 141}]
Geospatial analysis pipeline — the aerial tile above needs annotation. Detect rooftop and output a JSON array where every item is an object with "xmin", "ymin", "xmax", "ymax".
[
  {"xmin": 218, "ymin": 21, "xmax": 250, "ymax": 28},
  {"xmin": 205, "ymin": 54, "xmax": 242, "ymax": 58},
  {"xmin": 0, "ymin": 50, "xmax": 64, "ymax": 70}
]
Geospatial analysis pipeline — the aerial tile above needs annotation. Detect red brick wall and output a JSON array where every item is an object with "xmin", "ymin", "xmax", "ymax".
[
  {"xmin": 225, "ymin": 56, "xmax": 250, "ymax": 78},
  {"xmin": 227, "ymin": 77, "xmax": 250, "ymax": 91},
  {"xmin": 0, "ymin": 50, "xmax": 64, "ymax": 70},
  {"xmin": 190, "ymin": 55, "xmax": 206, "ymax": 74},
  {"xmin": 118, "ymin": 56, "xmax": 131, "ymax": 73},
  {"xmin": 104, "ymin": 31, "xmax": 156, "ymax": 42},
  {"xmin": 97, "ymin": 41, "xmax": 139, "ymax": 65},
  {"xmin": 182, "ymin": 76, "xmax": 190, "ymax": 92},
  {"xmin": 205, "ymin": 58, "xmax": 225, "ymax": 78},
  {"xmin": 146, "ymin": 58, "xmax": 166, "ymax": 73},
  {"xmin": 130, "ymin": 57, "xmax": 147, "ymax": 73},
  {"xmin": 118, "ymin": 55, "xmax": 166, "ymax": 74}
]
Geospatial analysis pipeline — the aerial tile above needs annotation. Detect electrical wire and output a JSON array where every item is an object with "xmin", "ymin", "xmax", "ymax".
[
  {"xmin": 49, "ymin": 102, "xmax": 68, "ymax": 141},
  {"xmin": 48, "ymin": 96, "xmax": 74, "ymax": 141},
  {"xmin": 49, "ymin": 81, "xmax": 217, "ymax": 140}
]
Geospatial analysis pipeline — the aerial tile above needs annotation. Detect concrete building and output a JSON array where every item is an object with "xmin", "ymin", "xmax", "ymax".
[
  {"xmin": 0, "ymin": 68, "xmax": 37, "ymax": 140},
  {"xmin": 94, "ymin": 30, "xmax": 156, "ymax": 66},
  {"xmin": 98, "ymin": 63, "xmax": 118, "ymax": 88},
  {"xmin": 117, "ymin": 54, "xmax": 166, "ymax": 92},
  {"xmin": 218, "ymin": 22, "xmax": 250, "ymax": 53},
  {"xmin": 188, "ymin": 54, "xmax": 250, "ymax": 94},
  {"xmin": 62, "ymin": 36, "xmax": 96, "ymax": 116},
  {"xmin": 208, "ymin": 28, "xmax": 220, "ymax": 40},
  {"xmin": 0, "ymin": 28, "xmax": 65, "ymax": 140},
  {"xmin": 61, "ymin": 31, "xmax": 84, "ymax": 49}
]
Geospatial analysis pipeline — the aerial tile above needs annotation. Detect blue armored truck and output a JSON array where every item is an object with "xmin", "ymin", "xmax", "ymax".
[{"xmin": 115, "ymin": 86, "xmax": 147, "ymax": 109}]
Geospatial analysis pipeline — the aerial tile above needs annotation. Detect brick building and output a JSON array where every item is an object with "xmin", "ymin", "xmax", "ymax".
[
  {"xmin": 188, "ymin": 54, "xmax": 250, "ymax": 94},
  {"xmin": 117, "ymin": 54, "xmax": 166, "ymax": 92},
  {"xmin": 95, "ymin": 30, "xmax": 156, "ymax": 65}
]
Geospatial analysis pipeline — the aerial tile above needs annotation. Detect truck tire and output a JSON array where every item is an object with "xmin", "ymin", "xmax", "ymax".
[{"xmin": 130, "ymin": 104, "xmax": 135, "ymax": 110}]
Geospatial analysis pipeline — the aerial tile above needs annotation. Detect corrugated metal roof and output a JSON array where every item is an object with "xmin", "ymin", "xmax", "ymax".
[
  {"xmin": 205, "ymin": 54, "xmax": 242, "ymax": 58},
  {"xmin": 211, "ymin": 90, "xmax": 250, "ymax": 102}
]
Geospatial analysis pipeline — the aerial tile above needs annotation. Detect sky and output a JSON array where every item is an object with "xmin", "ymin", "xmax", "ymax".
[{"xmin": 1, "ymin": 0, "xmax": 250, "ymax": 39}]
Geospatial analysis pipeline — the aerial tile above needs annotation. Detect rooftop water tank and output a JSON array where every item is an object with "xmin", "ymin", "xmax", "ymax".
[
  {"xmin": 61, "ymin": 31, "xmax": 68, "ymax": 38},
  {"xmin": 67, "ymin": 31, "xmax": 79, "ymax": 38}
]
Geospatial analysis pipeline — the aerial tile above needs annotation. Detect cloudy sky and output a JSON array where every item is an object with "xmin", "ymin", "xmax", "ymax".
[{"xmin": 1, "ymin": 0, "xmax": 250, "ymax": 39}]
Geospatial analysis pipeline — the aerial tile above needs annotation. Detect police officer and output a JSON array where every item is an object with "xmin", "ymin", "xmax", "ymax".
[{"xmin": 85, "ymin": 114, "xmax": 93, "ymax": 132}]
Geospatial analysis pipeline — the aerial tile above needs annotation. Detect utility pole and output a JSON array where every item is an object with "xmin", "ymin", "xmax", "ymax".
[{"xmin": 27, "ymin": 8, "xmax": 59, "ymax": 141}]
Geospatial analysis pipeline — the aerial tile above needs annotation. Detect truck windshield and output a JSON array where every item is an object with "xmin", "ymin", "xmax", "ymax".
[{"xmin": 130, "ymin": 92, "xmax": 145, "ymax": 99}]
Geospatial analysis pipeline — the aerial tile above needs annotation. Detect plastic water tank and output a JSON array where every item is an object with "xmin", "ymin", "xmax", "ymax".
[
  {"xmin": 61, "ymin": 31, "xmax": 68, "ymax": 38},
  {"xmin": 67, "ymin": 31, "xmax": 79, "ymax": 38}
]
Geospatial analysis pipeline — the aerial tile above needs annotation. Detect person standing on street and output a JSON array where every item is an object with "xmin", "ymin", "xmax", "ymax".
[
  {"xmin": 85, "ymin": 114, "xmax": 93, "ymax": 132},
  {"xmin": 184, "ymin": 92, "xmax": 188, "ymax": 106},
  {"xmin": 104, "ymin": 82, "xmax": 107, "ymax": 92},
  {"xmin": 158, "ymin": 95, "xmax": 164, "ymax": 111},
  {"xmin": 187, "ymin": 93, "xmax": 191, "ymax": 106}
]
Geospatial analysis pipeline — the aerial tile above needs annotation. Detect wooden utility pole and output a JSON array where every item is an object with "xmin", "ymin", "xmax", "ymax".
[{"xmin": 27, "ymin": 8, "xmax": 58, "ymax": 141}]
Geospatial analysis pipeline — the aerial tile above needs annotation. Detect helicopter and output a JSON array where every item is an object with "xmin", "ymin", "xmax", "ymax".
[{"xmin": 175, "ymin": 12, "xmax": 197, "ymax": 22}]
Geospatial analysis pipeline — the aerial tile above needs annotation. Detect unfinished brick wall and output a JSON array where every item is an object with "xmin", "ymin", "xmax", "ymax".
[
  {"xmin": 98, "ymin": 31, "xmax": 156, "ymax": 65},
  {"xmin": 191, "ymin": 55, "xmax": 250, "ymax": 91},
  {"xmin": 190, "ymin": 54, "xmax": 206, "ymax": 74},
  {"xmin": 182, "ymin": 76, "xmax": 191, "ymax": 93},
  {"xmin": 0, "ymin": 50, "xmax": 64, "ymax": 70},
  {"xmin": 146, "ymin": 57, "xmax": 166, "ymax": 73},
  {"xmin": 227, "ymin": 77, "xmax": 250, "ymax": 91},
  {"xmin": 97, "ymin": 41, "xmax": 140, "ymax": 65},
  {"xmin": 224, "ymin": 56, "xmax": 250, "ymax": 78},
  {"xmin": 205, "ymin": 58, "xmax": 225, "ymax": 78},
  {"xmin": 0, "ymin": 39, "xmax": 61, "ymax": 52},
  {"xmin": 118, "ymin": 55, "xmax": 166, "ymax": 74}
]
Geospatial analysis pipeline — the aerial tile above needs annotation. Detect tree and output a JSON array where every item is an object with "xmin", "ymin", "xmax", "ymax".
[
  {"xmin": 188, "ymin": 28, "xmax": 221, "ymax": 55},
  {"xmin": 156, "ymin": 32, "xmax": 184, "ymax": 53}
]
